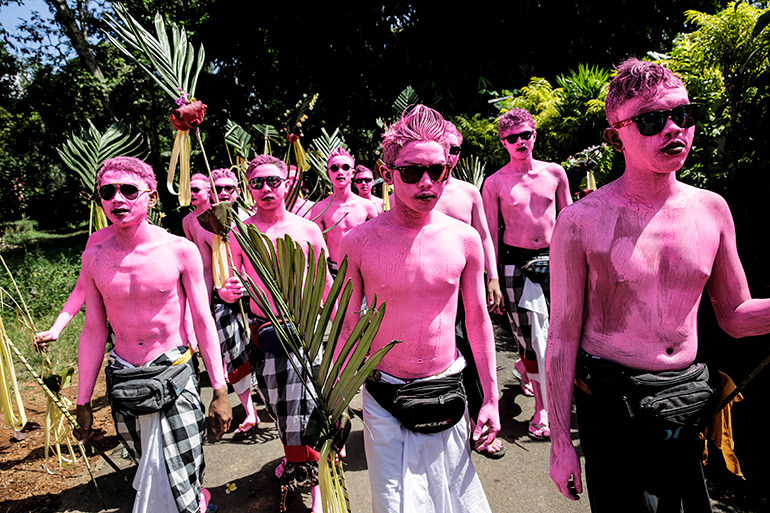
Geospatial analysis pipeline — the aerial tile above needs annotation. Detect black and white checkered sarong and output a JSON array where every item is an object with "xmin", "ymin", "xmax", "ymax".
[
  {"xmin": 501, "ymin": 246, "xmax": 550, "ymax": 363},
  {"xmin": 249, "ymin": 322, "xmax": 322, "ymax": 447},
  {"xmin": 212, "ymin": 299, "xmax": 250, "ymax": 378},
  {"xmin": 108, "ymin": 346, "xmax": 205, "ymax": 513}
]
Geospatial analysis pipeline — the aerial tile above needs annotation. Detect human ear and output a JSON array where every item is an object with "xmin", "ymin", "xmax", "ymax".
[
  {"xmin": 148, "ymin": 191, "xmax": 159, "ymax": 208},
  {"xmin": 379, "ymin": 164, "xmax": 393, "ymax": 185},
  {"xmin": 603, "ymin": 128, "xmax": 624, "ymax": 152}
]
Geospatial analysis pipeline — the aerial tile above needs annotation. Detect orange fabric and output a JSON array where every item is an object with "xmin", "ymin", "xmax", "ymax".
[{"xmin": 702, "ymin": 371, "xmax": 744, "ymax": 479}]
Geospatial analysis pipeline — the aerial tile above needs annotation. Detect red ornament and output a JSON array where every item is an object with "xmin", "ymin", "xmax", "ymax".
[
  {"xmin": 287, "ymin": 133, "xmax": 300, "ymax": 144},
  {"xmin": 170, "ymin": 100, "xmax": 207, "ymax": 131}
]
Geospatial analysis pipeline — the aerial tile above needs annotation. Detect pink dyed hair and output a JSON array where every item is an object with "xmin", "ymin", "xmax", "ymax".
[
  {"xmin": 497, "ymin": 108, "xmax": 535, "ymax": 137},
  {"xmin": 354, "ymin": 165, "xmax": 373, "ymax": 178},
  {"xmin": 246, "ymin": 155, "xmax": 288, "ymax": 178},
  {"xmin": 381, "ymin": 104, "xmax": 449, "ymax": 166},
  {"xmin": 190, "ymin": 172, "xmax": 209, "ymax": 183},
  {"xmin": 211, "ymin": 167, "xmax": 237, "ymax": 182},
  {"xmin": 327, "ymin": 147, "xmax": 354, "ymax": 167},
  {"xmin": 605, "ymin": 58, "xmax": 685, "ymax": 123},
  {"xmin": 444, "ymin": 121, "xmax": 463, "ymax": 145},
  {"xmin": 97, "ymin": 156, "xmax": 157, "ymax": 189}
]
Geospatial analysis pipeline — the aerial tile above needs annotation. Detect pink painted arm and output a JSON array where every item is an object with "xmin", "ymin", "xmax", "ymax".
[
  {"xmin": 76, "ymin": 259, "xmax": 110, "ymax": 406},
  {"xmin": 706, "ymin": 197, "xmax": 770, "ymax": 337},
  {"xmin": 470, "ymin": 189, "xmax": 498, "ymax": 280},
  {"xmin": 554, "ymin": 165, "xmax": 573, "ymax": 213},
  {"xmin": 481, "ymin": 179, "xmax": 500, "ymax": 264},
  {"xmin": 461, "ymin": 231, "xmax": 500, "ymax": 449},
  {"xmin": 546, "ymin": 207, "xmax": 585, "ymax": 500},
  {"xmin": 334, "ymin": 234, "xmax": 363, "ymax": 363}
]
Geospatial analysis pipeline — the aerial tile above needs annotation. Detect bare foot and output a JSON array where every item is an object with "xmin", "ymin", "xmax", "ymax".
[
  {"xmin": 274, "ymin": 458, "xmax": 287, "ymax": 479},
  {"xmin": 311, "ymin": 484, "xmax": 323, "ymax": 513}
]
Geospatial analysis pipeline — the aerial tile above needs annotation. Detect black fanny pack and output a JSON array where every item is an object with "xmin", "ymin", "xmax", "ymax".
[
  {"xmin": 106, "ymin": 356, "xmax": 194, "ymax": 416},
  {"xmin": 577, "ymin": 350, "xmax": 720, "ymax": 439},
  {"xmin": 501, "ymin": 244, "xmax": 549, "ymax": 284},
  {"xmin": 366, "ymin": 371, "xmax": 467, "ymax": 434},
  {"xmin": 253, "ymin": 321, "xmax": 287, "ymax": 356}
]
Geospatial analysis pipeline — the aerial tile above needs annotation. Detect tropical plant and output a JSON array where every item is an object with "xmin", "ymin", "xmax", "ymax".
[
  {"xmin": 231, "ymin": 217, "xmax": 399, "ymax": 513},
  {"xmin": 57, "ymin": 120, "xmax": 146, "ymax": 232},
  {"xmin": 306, "ymin": 128, "xmax": 347, "ymax": 200},
  {"xmin": 454, "ymin": 155, "xmax": 486, "ymax": 190}
]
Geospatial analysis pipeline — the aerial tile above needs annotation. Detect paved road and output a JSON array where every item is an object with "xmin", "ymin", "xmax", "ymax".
[{"xmin": 58, "ymin": 320, "xmax": 592, "ymax": 513}]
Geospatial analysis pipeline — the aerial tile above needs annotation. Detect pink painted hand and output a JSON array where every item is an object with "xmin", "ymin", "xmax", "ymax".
[
  {"xmin": 218, "ymin": 276, "xmax": 245, "ymax": 303},
  {"xmin": 550, "ymin": 442, "xmax": 583, "ymax": 500}
]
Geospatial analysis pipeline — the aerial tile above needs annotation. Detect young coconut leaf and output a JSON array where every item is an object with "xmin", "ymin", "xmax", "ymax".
[
  {"xmin": 229, "ymin": 215, "xmax": 399, "ymax": 512},
  {"xmin": 454, "ymin": 154, "xmax": 487, "ymax": 190}
]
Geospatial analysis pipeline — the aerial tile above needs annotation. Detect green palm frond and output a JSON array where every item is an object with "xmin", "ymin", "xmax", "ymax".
[
  {"xmin": 306, "ymin": 127, "xmax": 345, "ymax": 196},
  {"xmin": 103, "ymin": 3, "xmax": 205, "ymax": 101},
  {"xmin": 453, "ymin": 155, "xmax": 486, "ymax": 190},
  {"xmin": 224, "ymin": 120, "xmax": 253, "ymax": 162},
  {"xmin": 57, "ymin": 120, "xmax": 145, "ymax": 193},
  {"xmin": 393, "ymin": 85, "xmax": 421, "ymax": 114},
  {"xmin": 253, "ymin": 123, "xmax": 280, "ymax": 155},
  {"xmin": 230, "ymin": 215, "xmax": 399, "ymax": 512}
]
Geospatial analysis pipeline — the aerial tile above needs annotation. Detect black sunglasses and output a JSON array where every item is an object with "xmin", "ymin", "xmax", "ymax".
[
  {"xmin": 215, "ymin": 184, "xmax": 236, "ymax": 193},
  {"xmin": 612, "ymin": 103, "xmax": 700, "ymax": 136},
  {"xmin": 449, "ymin": 145, "xmax": 462, "ymax": 156},
  {"xmin": 353, "ymin": 177, "xmax": 373, "ymax": 184},
  {"xmin": 98, "ymin": 183, "xmax": 152, "ymax": 201},
  {"xmin": 329, "ymin": 163, "xmax": 352, "ymax": 172},
  {"xmin": 248, "ymin": 176, "xmax": 286, "ymax": 190},
  {"xmin": 389, "ymin": 164, "xmax": 451, "ymax": 184},
  {"xmin": 502, "ymin": 131, "xmax": 534, "ymax": 144}
]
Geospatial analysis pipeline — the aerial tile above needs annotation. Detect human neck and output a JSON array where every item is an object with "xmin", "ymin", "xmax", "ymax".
[
  {"xmin": 358, "ymin": 190, "xmax": 371, "ymax": 200},
  {"xmin": 112, "ymin": 218, "xmax": 153, "ymax": 248},
  {"xmin": 332, "ymin": 184, "xmax": 355, "ymax": 200},
  {"xmin": 254, "ymin": 205, "xmax": 287, "ymax": 225},
  {"xmin": 616, "ymin": 169, "xmax": 681, "ymax": 206},
  {"xmin": 506, "ymin": 155, "xmax": 534, "ymax": 174},
  {"xmin": 390, "ymin": 200, "xmax": 434, "ymax": 229}
]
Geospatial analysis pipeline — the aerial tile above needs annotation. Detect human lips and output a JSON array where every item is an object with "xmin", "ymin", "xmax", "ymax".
[{"xmin": 662, "ymin": 140, "xmax": 687, "ymax": 155}]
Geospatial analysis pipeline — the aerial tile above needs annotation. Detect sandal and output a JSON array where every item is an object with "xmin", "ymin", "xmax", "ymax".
[
  {"xmin": 474, "ymin": 437, "xmax": 507, "ymax": 459},
  {"xmin": 232, "ymin": 421, "xmax": 258, "ymax": 439},
  {"xmin": 527, "ymin": 421, "xmax": 550, "ymax": 441},
  {"xmin": 512, "ymin": 360, "xmax": 535, "ymax": 397}
]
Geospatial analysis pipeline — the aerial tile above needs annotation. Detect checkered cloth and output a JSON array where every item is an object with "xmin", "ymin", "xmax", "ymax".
[
  {"xmin": 108, "ymin": 346, "xmax": 205, "ymax": 513},
  {"xmin": 501, "ymin": 247, "xmax": 551, "ymax": 364},
  {"xmin": 249, "ymin": 318, "xmax": 322, "ymax": 447},
  {"xmin": 212, "ymin": 298, "xmax": 251, "ymax": 381}
]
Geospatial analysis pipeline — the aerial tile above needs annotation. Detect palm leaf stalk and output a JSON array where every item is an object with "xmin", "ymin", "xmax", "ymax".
[
  {"xmin": 224, "ymin": 120, "xmax": 256, "ymax": 209},
  {"xmin": 104, "ymin": 2, "xmax": 207, "ymax": 207},
  {"xmin": 230, "ymin": 215, "xmax": 399, "ymax": 513},
  {"xmin": 57, "ymin": 120, "xmax": 144, "ymax": 232}
]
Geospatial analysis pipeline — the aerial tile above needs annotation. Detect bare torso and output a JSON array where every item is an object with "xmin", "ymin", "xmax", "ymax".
[
  {"xmin": 483, "ymin": 160, "xmax": 571, "ymax": 250},
  {"xmin": 565, "ymin": 180, "xmax": 722, "ymax": 370},
  {"xmin": 341, "ymin": 211, "xmax": 478, "ymax": 378},
  {"xmin": 182, "ymin": 210, "xmax": 214, "ymax": 294},
  {"xmin": 310, "ymin": 193, "xmax": 376, "ymax": 263}
]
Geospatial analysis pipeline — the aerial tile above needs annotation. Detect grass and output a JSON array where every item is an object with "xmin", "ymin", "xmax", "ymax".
[{"xmin": 1, "ymin": 220, "xmax": 88, "ymax": 373}]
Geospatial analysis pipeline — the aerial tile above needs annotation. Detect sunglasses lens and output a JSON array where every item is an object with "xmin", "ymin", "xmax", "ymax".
[
  {"xmin": 672, "ymin": 104, "xmax": 698, "ymax": 129},
  {"xmin": 427, "ymin": 164, "xmax": 450, "ymax": 182},
  {"xmin": 395, "ymin": 165, "xmax": 450, "ymax": 184},
  {"xmin": 634, "ymin": 104, "xmax": 698, "ymax": 135},
  {"xmin": 99, "ymin": 184, "xmax": 117, "ymax": 201},
  {"xmin": 266, "ymin": 176, "xmax": 283, "ymax": 187},
  {"xmin": 120, "ymin": 184, "xmax": 140, "ymax": 200},
  {"xmin": 449, "ymin": 145, "xmax": 461, "ymax": 156}
]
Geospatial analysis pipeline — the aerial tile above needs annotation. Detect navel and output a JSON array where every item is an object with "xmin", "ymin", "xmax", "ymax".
[{"xmin": 666, "ymin": 347, "xmax": 674, "ymax": 356}]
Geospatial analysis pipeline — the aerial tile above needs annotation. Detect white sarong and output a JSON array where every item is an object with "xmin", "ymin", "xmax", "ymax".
[{"xmin": 362, "ymin": 358, "xmax": 492, "ymax": 513}]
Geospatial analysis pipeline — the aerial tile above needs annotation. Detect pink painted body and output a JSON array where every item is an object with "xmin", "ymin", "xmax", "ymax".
[
  {"xmin": 77, "ymin": 170, "xmax": 227, "ymax": 405},
  {"xmin": 339, "ymin": 140, "xmax": 500, "ymax": 446},
  {"xmin": 547, "ymin": 83, "xmax": 770, "ymax": 501},
  {"xmin": 309, "ymin": 154, "xmax": 378, "ymax": 264},
  {"xmin": 182, "ymin": 175, "xmax": 214, "ymax": 296},
  {"xmin": 482, "ymin": 122, "xmax": 572, "ymax": 253},
  {"xmin": 353, "ymin": 167, "xmax": 384, "ymax": 213}
]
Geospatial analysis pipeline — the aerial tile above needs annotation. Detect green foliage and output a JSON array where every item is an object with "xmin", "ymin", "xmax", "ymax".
[
  {"xmin": 450, "ymin": 114, "xmax": 507, "ymax": 174},
  {"xmin": 453, "ymin": 155, "xmax": 486, "ymax": 190},
  {"xmin": 561, "ymin": 143, "xmax": 619, "ymax": 196}
]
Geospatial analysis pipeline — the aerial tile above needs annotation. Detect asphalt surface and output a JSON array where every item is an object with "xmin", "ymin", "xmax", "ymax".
[{"xmin": 58, "ymin": 318, "xmax": 592, "ymax": 513}]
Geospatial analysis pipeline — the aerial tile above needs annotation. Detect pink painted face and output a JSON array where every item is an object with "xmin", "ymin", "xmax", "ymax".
[
  {"xmin": 246, "ymin": 164, "xmax": 289, "ymax": 210},
  {"xmin": 446, "ymin": 132, "xmax": 462, "ymax": 170},
  {"xmin": 213, "ymin": 177, "xmax": 239, "ymax": 203},
  {"xmin": 611, "ymin": 84, "xmax": 694, "ymax": 175},
  {"xmin": 501, "ymin": 122, "xmax": 536, "ymax": 160},
  {"xmin": 327, "ymin": 155, "xmax": 355, "ymax": 189},
  {"xmin": 353, "ymin": 169, "xmax": 375, "ymax": 196},
  {"xmin": 190, "ymin": 178, "xmax": 211, "ymax": 208},
  {"xmin": 98, "ymin": 170, "xmax": 155, "ymax": 226},
  {"xmin": 388, "ymin": 140, "xmax": 449, "ymax": 213}
]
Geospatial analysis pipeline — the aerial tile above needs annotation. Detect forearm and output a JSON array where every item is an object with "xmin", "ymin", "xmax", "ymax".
[
  {"xmin": 197, "ymin": 322, "xmax": 227, "ymax": 390},
  {"xmin": 77, "ymin": 326, "xmax": 109, "ymax": 405},
  {"xmin": 466, "ymin": 314, "xmax": 499, "ymax": 405},
  {"xmin": 716, "ymin": 297, "xmax": 770, "ymax": 338},
  {"xmin": 545, "ymin": 336, "xmax": 578, "ymax": 450}
]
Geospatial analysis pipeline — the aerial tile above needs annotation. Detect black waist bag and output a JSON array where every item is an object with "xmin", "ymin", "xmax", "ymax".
[
  {"xmin": 625, "ymin": 362, "xmax": 720, "ymax": 436},
  {"xmin": 366, "ymin": 372, "xmax": 467, "ymax": 434},
  {"xmin": 106, "ymin": 361, "xmax": 194, "ymax": 416}
]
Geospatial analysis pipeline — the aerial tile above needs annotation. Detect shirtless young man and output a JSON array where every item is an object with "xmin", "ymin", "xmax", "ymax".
[
  {"xmin": 75, "ymin": 157, "xmax": 232, "ymax": 513},
  {"xmin": 309, "ymin": 147, "xmax": 378, "ymax": 276},
  {"xmin": 481, "ymin": 108, "xmax": 572, "ymax": 440},
  {"xmin": 434, "ymin": 120, "xmax": 505, "ymax": 458},
  {"xmin": 352, "ymin": 165, "xmax": 384, "ymax": 213},
  {"xmin": 339, "ymin": 105, "xmax": 500, "ymax": 512},
  {"xmin": 183, "ymin": 172, "xmax": 258, "ymax": 438},
  {"xmin": 219, "ymin": 154, "xmax": 332, "ymax": 513},
  {"xmin": 547, "ymin": 59, "xmax": 770, "ymax": 511}
]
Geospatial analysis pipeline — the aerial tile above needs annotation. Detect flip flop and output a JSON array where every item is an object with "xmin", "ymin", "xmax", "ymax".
[
  {"xmin": 232, "ymin": 421, "xmax": 258, "ymax": 439},
  {"xmin": 512, "ymin": 362, "xmax": 535, "ymax": 397},
  {"xmin": 474, "ymin": 438, "xmax": 507, "ymax": 459},
  {"xmin": 527, "ymin": 421, "xmax": 550, "ymax": 441}
]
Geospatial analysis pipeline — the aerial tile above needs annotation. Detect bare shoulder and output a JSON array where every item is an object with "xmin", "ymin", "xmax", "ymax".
[
  {"xmin": 535, "ymin": 159, "xmax": 568, "ymax": 178},
  {"xmin": 436, "ymin": 211, "xmax": 479, "ymax": 240}
]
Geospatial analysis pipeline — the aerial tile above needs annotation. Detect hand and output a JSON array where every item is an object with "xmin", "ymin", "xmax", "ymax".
[
  {"xmin": 550, "ymin": 443, "xmax": 583, "ymax": 500},
  {"xmin": 74, "ymin": 403, "xmax": 105, "ymax": 444},
  {"xmin": 218, "ymin": 276, "xmax": 245, "ymax": 303},
  {"xmin": 34, "ymin": 331, "xmax": 57, "ymax": 352},
  {"xmin": 207, "ymin": 387, "xmax": 232, "ymax": 440},
  {"xmin": 487, "ymin": 278, "xmax": 503, "ymax": 314},
  {"xmin": 471, "ymin": 401, "xmax": 500, "ymax": 451}
]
